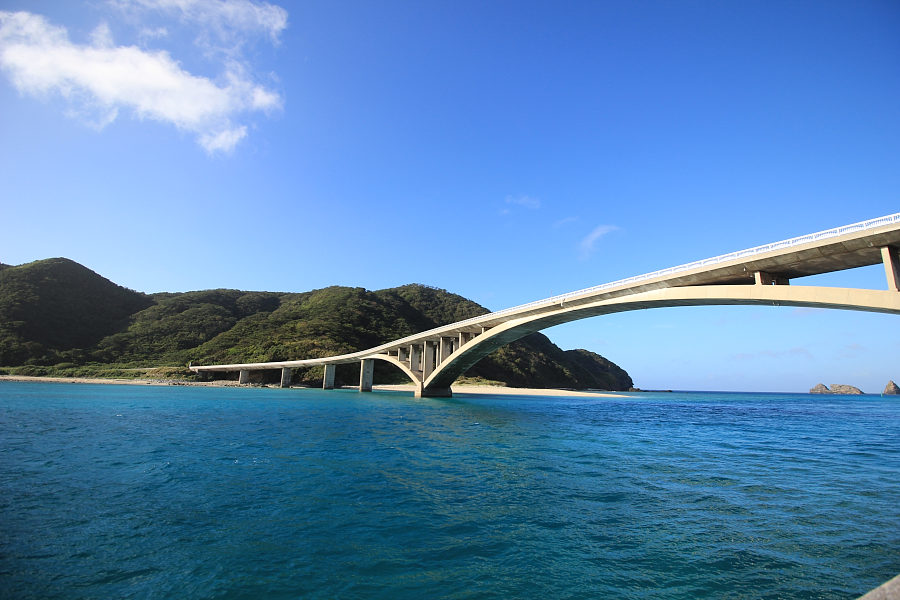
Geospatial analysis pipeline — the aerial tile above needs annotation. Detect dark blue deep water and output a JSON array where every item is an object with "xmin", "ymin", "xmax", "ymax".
[{"xmin": 1, "ymin": 382, "xmax": 898, "ymax": 599}]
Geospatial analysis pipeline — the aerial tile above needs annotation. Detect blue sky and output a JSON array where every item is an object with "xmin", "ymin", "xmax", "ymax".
[{"xmin": 1, "ymin": 0, "xmax": 898, "ymax": 392}]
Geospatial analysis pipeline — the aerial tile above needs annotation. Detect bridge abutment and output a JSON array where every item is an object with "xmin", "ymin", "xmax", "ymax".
[{"xmin": 238, "ymin": 369, "xmax": 250, "ymax": 384}]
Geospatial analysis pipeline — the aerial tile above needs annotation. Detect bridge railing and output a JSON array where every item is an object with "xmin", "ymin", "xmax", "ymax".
[{"xmin": 452, "ymin": 212, "xmax": 900, "ymax": 330}]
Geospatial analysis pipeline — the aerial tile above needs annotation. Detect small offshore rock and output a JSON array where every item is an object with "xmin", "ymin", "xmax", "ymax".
[
  {"xmin": 828, "ymin": 384, "xmax": 864, "ymax": 395},
  {"xmin": 884, "ymin": 380, "xmax": 900, "ymax": 395},
  {"xmin": 810, "ymin": 383, "xmax": 830, "ymax": 394}
]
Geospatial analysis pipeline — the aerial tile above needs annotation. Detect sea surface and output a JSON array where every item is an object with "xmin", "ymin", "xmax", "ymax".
[{"xmin": 0, "ymin": 382, "xmax": 898, "ymax": 599}]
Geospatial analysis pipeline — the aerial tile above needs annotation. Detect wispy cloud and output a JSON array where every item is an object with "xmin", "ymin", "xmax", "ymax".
[
  {"xmin": 113, "ymin": 0, "xmax": 288, "ymax": 53},
  {"xmin": 504, "ymin": 194, "xmax": 541, "ymax": 210},
  {"xmin": 578, "ymin": 224, "xmax": 618, "ymax": 259},
  {"xmin": 137, "ymin": 26, "xmax": 169, "ymax": 44},
  {"xmin": 0, "ymin": 3, "xmax": 284, "ymax": 153},
  {"xmin": 730, "ymin": 347, "xmax": 814, "ymax": 361},
  {"xmin": 553, "ymin": 216, "xmax": 578, "ymax": 229},
  {"xmin": 838, "ymin": 343, "xmax": 866, "ymax": 359}
]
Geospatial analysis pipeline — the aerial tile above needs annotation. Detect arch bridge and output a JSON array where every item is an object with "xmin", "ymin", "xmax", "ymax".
[{"xmin": 191, "ymin": 213, "xmax": 900, "ymax": 397}]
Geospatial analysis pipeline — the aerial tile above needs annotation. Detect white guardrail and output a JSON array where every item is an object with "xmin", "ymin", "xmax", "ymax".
[{"xmin": 455, "ymin": 212, "xmax": 900, "ymax": 328}]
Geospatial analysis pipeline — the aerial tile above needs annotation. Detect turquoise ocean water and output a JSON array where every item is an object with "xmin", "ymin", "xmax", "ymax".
[{"xmin": 0, "ymin": 381, "xmax": 897, "ymax": 599}]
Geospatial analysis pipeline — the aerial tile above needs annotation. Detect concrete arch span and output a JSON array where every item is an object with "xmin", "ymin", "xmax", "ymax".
[
  {"xmin": 417, "ymin": 285, "xmax": 900, "ymax": 396},
  {"xmin": 368, "ymin": 353, "xmax": 423, "ymax": 387}
]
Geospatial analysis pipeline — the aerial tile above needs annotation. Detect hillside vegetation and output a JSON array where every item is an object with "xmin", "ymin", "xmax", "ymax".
[{"xmin": 0, "ymin": 258, "xmax": 633, "ymax": 390}]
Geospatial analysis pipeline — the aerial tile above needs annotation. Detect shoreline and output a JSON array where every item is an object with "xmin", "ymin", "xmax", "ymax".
[
  {"xmin": 0, "ymin": 375, "xmax": 626, "ymax": 398},
  {"xmin": 372, "ymin": 383, "xmax": 624, "ymax": 398}
]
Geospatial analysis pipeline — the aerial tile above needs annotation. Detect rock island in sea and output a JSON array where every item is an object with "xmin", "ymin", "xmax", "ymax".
[{"xmin": 810, "ymin": 383, "xmax": 864, "ymax": 395}]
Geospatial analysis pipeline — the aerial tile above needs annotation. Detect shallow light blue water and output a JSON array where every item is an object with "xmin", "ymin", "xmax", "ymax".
[{"xmin": 0, "ymin": 382, "xmax": 898, "ymax": 599}]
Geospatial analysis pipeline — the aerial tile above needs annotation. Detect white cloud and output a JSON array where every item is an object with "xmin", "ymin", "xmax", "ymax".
[
  {"xmin": 0, "ymin": 10, "xmax": 282, "ymax": 153},
  {"xmin": 578, "ymin": 224, "xmax": 618, "ymax": 259},
  {"xmin": 200, "ymin": 125, "xmax": 246, "ymax": 152}
]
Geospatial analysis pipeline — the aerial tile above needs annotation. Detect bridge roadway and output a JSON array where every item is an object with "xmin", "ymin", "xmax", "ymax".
[{"xmin": 191, "ymin": 213, "xmax": 900, "ymax": 396}]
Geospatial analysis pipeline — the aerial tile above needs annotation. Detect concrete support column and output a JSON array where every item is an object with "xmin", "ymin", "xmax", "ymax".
[
  {"xmin": 409, "ymin": 345, "xmax": 421, "ymax": 372},
  {"xmin": 423, "ymin": 341, "xmax": 436, "ymax": 379},
  {"xmin": 280, "ymin": 368, "xmax": 292, "ymax": 388},
  {"xmin": 754, "ymin": 271, "xmax": 789, "ymax": 285},
  {"xmin": 439, "ymin": 336, "xmax": 454, "ymax": 364},
  {"xmin": 754, "ymin": 271, "xmax": 774, "ymax": 285},
  {"xmin": 398, "ymin": 347, "xmax": 409, "ymax": 362},
  {"xmin": 882, "ymin": 246, "xmax": 900, "ymax": 291},
  {"xmin": 459, "ymin": 332, "xmax": 472, "ymax": 347},
  {"xmin": 238, "ymin": 369, "xmax": 250, "ymax": 384},
  {"xmin": 359, "ymin": 359, "xmax": 374, "ymax": 392},
  {"xmin": 323, "ymin": 364, "xmax": 335, "ymax": 389}
]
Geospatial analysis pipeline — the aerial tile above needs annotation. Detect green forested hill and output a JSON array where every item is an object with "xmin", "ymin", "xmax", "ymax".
[
  {"xmin": 0, "ymin": 258, "xmax": 153, "ymax": 365},
  {"xmin": 0, "ymin": 258, "xmax": 633, "ymax": 390}
]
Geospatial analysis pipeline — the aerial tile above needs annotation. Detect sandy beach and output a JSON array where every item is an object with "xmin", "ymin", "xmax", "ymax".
[
  {"xmin": 0, "ymin": 375, "xmax": 625, "ymax": 397},
  {"xmin": 0, "ymin": 375, "xmax": 243, "ymax": 387},
  {"xmin": 371, "ymin": 383, "xmax": 624, "ymax": 398}
]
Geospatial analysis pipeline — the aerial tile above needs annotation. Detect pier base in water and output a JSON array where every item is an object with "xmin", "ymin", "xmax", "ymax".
[{"xmin": 415, "ymin": 386, "xmax": 452, "ymax": 398}]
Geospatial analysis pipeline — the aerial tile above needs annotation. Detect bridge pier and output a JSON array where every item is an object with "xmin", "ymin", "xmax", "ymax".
[
  {"xmin": 882, "ymin": 246, "xmax": 900, "ymax": 291},
  {"xmin": 415, "ymin": 385, "xmax": 452, "ymax": 398},
  {"xmin": 280, "ymin": 367, "xmax": 292, "ymax": 388},
  {"xmin": 423, "ymin": 341, "xmax": 436, "ymax": 378},
  {"xmin": 409, "ymin": 344, "xmax": 421, "ymax": 372},
  {"xmin": 238, "ymin": 369, "xmax": 250, "ymax": 384},
  {"xmin": 439, "ymin": 336, "xmax": 454, "ymax": 364},
  {"xmin": 323, "ymin": 364, "xmax": 335, "ymax": 389},
  {"xmin": 359, "ymin": 359, "xmax": 374, "ymax": 392}
]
